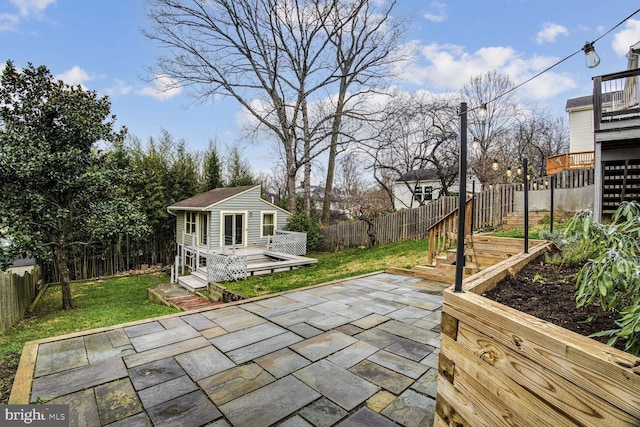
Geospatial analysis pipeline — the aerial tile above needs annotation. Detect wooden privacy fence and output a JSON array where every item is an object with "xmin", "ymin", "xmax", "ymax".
[
  {"xmin": 320, "ymin": 196, "xmax": 458, "ymax": 251},
  {"xmin": 0, "ymin": 265, "xmax": 41, "ymax": 332},
  {"xmin": 319, "ymin": 168, "xmax": 594, "ymax": 253}
]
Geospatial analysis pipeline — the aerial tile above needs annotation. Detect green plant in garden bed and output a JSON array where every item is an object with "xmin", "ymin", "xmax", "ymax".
[{"xmin": 555, "ymin": 202, "xmax": 640, "ymax": 355}]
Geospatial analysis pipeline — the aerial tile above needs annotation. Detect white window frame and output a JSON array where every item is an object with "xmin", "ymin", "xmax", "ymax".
[
  {"xmin": 219, "ymin": 211, "xmax": 248, "ymax": 247},
  {"xmin": 185, "ymin": 211, "xmax": 197, "ymax": 234},
  {"xmin": 260, "ymin": 211, "xmax": 277, "ymax": 238}
]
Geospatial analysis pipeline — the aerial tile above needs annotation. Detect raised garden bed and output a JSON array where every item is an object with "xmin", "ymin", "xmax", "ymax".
[{"xmin": 434, "ymin": 241, "xmax": 640, "ymax": 427}]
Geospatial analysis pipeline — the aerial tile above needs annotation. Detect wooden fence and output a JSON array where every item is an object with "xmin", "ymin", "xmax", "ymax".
[
  {"xmin": 319, "ymin": 168, "xmax": 595, "ymax": 252},
  {"xmin": 0, "ymin": 265, "xmax": 41, "ymax": 332}
]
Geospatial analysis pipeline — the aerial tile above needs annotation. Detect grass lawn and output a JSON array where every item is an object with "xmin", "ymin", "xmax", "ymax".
[
  {"xmin": 224, "ymin": 238, "xmax": 430, "ymax": 298},
  {"xmin": 0, "ymin": 272, "xmax": 179, "ymax": 403}
]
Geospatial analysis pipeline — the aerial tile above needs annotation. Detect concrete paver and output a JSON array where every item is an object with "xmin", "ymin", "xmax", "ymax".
[{"xmin": 14, "ymin": 272, "xmax": 447, "ymax": 427}]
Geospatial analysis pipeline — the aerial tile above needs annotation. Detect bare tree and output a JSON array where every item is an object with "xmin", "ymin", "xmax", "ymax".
[
  {"xmin": 144, "ymin": 0, "xmax": 406, "ymax": 215},
  {"xmin": 359, "ymin": 90, "xmax": 459, "ymax": 209},
  {"xmin": 462, "ymin": 71, "xmax": 519, "ymax": 188}
]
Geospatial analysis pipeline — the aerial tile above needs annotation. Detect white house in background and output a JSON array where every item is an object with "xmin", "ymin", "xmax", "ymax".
[
  {"xmin": 565, "ymin": 95, "xmax": 597, "ymax": 153},
  {"xmin": 393, "ymin": 168, "xmax": 477, "ymax": 210}
]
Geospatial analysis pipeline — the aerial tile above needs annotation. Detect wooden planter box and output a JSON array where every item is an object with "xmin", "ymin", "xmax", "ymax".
[{"xmin": 435, "ymin": 242, "xmax": 640, "ymax": 427}]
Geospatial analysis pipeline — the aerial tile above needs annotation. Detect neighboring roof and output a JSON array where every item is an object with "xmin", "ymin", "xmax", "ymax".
[
  {"xmin": 398, "ymin": 168, "xmax": 442, "ymax": 182},
  {"xmin": 168, "ymin": 185, "xmax": 257, "ymax": 210},
  {"xmin": 565, "ymin": 95, "xmax": 592, "ymax": 111},
  {"xmin": 565, "ymin": 91, "xmax": 623, "ymax": 111}
]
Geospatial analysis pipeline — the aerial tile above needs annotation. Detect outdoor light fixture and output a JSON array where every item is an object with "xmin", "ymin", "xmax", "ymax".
[
  {"xmin": 491, "ymin": 159, "xmax": 499, "ymax": 171},
  {"xmin": 472, "ymin": 138, "xmax": 480, "ymax": 150},
  {"xmin": 506, "ymin": 166, "xmax": 512, "ymax": 177},
  {"xmin": 517, "ymin": 165, "xmax": 523, "ymax": 176},
  {"xmin": 478, "ymin": 103, "xmax": 487, "ymax": 121},
  {"xmin": 583, "ymin": 42, "xmax": 601, "ymax": 68}
]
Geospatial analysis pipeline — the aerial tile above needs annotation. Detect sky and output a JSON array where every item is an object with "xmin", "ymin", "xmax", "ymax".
[{"xmin": 2, "ymin": 0, "xmax": 640, "ymax": 175}]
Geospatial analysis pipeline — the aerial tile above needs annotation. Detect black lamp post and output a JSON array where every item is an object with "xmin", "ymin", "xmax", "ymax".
[
  {"xmin": 454, "ymin": 102, "xmax": 468, "ymax": 293},
  {"xmin": 523, "ymin": 158, "xmax": 529, "ymax": 254}
]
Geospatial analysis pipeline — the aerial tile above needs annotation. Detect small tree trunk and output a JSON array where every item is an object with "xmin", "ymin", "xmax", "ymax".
[{"xmin": 56, "ymin": 246, "xmax": 73, "ymax": 310}]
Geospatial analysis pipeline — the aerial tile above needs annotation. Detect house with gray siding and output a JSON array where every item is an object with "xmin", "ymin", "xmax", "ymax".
[{"xmin": 167, "ymin": 185, "xmax": 315, "ymax": 291}]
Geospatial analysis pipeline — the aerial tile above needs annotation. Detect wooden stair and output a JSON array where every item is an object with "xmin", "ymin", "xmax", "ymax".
[
  {"xmin": 501, "ymin": 210, "xmax": 549, "ymax": 230},
  {"xmin": 388, "ymin": 235, "xmax": 542, "ymax": 284}
]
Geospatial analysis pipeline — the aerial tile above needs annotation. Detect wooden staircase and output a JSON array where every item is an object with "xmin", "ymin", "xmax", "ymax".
[
  {"xmin": 389, "ymin": 235, "xmax": 542, "ymax": 284},
  {"xmin": 501, "ymin": 210, "xmax": 549, "ymax": 231}
]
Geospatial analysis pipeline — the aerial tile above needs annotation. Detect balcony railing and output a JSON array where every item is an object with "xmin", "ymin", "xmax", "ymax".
[
  {"xmin": 593, "ymin": 68, "xmax": 640, "ymax": 132},
  {"xmin": 546, "ymin": 151, "xmax": 595, "ymax": 175}
]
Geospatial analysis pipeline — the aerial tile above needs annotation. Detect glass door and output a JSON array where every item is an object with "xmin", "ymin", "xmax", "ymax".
[{"xmin": 223, "ymin": 214, "xmax": 244, "ymax": 246}]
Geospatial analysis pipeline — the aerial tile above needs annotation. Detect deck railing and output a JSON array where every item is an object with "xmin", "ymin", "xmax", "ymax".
[
  {"xmin": 593, "ymin": 68, "xmax": 640, "ymax": 132},
  {"xmin": 546, "ymin": 151, "xmax": 595, "ymax": 175},
  {"xmin": 427, "ymin": 199, "xmax": 472, "ymax": 265},
  {"xmin": 267, "ymin": 230, "xmax": 307, "ymax": 256}
]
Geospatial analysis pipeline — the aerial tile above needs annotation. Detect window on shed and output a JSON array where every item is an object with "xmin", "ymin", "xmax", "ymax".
[
  {"xmin": 413, "ymin": 185, "xmax": 433, "ymax": 203},
  {"xmin": 185, "ymin": 211, "xmax": 196, "ymax": 234},
  {"xmin": 262, "ymin": 213, "xmax": 275, "ymax": 236}
]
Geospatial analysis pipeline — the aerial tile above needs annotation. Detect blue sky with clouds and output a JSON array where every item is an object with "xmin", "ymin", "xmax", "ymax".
[{"xmin": 2, "ymin": 0, "xmax": 640, "ymax": 173}]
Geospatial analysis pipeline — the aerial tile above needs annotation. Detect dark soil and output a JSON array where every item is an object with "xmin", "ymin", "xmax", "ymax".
[
  {"xmin": 0, "ymin": 352, "xmax": 20, "ymax": 404},
  {"xmin": 483, "ymin": 253, "xmax": 624, "ymax": 351}
]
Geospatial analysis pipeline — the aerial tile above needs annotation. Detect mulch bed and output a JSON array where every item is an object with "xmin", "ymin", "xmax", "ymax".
[
  {"xmin": 0, "ymin": 352, "xmax": 20, "ymax": 405},
  {"xmin": 483, "ymin": 252, "xmax": 624, "ymax": 351}
]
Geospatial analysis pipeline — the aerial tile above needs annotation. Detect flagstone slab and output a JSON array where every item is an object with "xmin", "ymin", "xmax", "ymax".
[
  {"xmin": 95, "ymin": 378, "xmax": 143, "ymax": 425},
  {"xmin": 85, "ymin": 332, "xmax": 134, "ymax": 364},
  {"xmin": 34, "ymin": 337, "xmax": 88, "ymax": 377},
  {"xmin": 307, "ymin": 314, "xmax": 351, "ymax": 331},
  {"xmin": 375, "ymin": 320, "xmax": 439, "ymax": 345},
  {"xmin": 104, "ymin": 412, "xmax": 152, "ymax": 427},
  {"xmin": 350, "ymin": 314, "xmax": 389, "ymax": 330},
  {"xmin": 335, "ymin": 407, "xmax": 397, "ymax": 427},
  {"xmin": 290, "ymin": 331, "xmax": 357, "ymax": 362},
  {"xmin": 366, "ymin": 390, "xmax": 397, "ymax": 413},
  {"xmin": 159, "ymin": 317, "xmax": 188, "ymax": 329},
  {"xmin": 138, "ymin": 375, "xmax": 197, "ymax": 409},
  {"xmin": 202, "ymin": 306, "xmax": 267, "ymax": 332},
  {"xmin": 334, "ymin": 324, "xmax": 363, "ymax": 336},
  {"xmin": 348, "ymin": 359, "xmax": 413, "ymax": 395},
  {"xmin": 293, "ymin": 360, "xmax": 378, "ymax": 410},
  {"xmin": 124, "ymin": 322, "xmax": 165, "ymax": 338},
  {"xmin": 49, "ymin": 389, "xmax": 100, "ymax": 427},
  {"xmin": 226, "ymin": 331, "xmax": 303, "ymax": 364},
  {"xmin": 381, "ymin": 389, "xmax": 435, "ymax": 426},
  {"xmin": 353, "ymin": 328, "xmax": 400, "ymax": 348},
  {"xmin": 410, "ymin": 368, "xmax": 439, "ymax": 398},
  {"xmin": 147, "ymin": 390, "xmax": 222, "ymax": 427},
  {"xmin": 210, "ymin": 322, "xmax": 287, "ymax": 352},
  {"xmin": 420, "ymin": 350, "xmax": 440, "ymax": 369},
  {"xmin": 180, "ymin": 313, "xmax": 217, "ymax": 331},
  {"xmin": 299, "ymin": 397, "xmax": 347, "ymax": 427},
  {"xmin": 129, "ymin": 325, "xmax": 200, "ymax": 352},
  {"xmin": 367, "ymin": 350, "xmax": 428, "ymax": 380},
  {"xmin": 124, "ymin": 337, "xmax": 210, "ymax": 368},
  {"xmin": 308, "ymin": 300, "xmax": 350, "ymax": 314},
  {"xmin": 384, "ymin": 338, "xmax": 435, "ymax": 362},
  {"xmin": 287, "ymin": 323, "xmax": 324, "ymax": 338},
  {"xmin": 387, "ymin": 306, "xmax": 434, "ymax": 324},
  {"xmin": 268, "ymin": 308, "xmax": 325, "ymax": 327},
  {"xmin": 174, "ymin": 345, "xmax": 235, "ymax": 380},
  {"xmin": 285, "ymin": 291, "xmax": 330, "ymax": 305},
  {"xmin": 128, "ymin": 357, "xmax": 186, "ymax": 391},
  {"xmin": 200, "ymin": 326, "xmax": 228, "ymax": 340},
  {"xmin": 106, "ymin": 329, "xmax": 130, "ymax": 348},
  {"xmin": 31, "ymin": 356, "xmax": 128, "ymax": 402},
  {"xmin": 198, "ymin": 363, "xmax": 275, "ymax": 405},
  {"xmin": 260, "ymin": 301, "xmax": 311, "ymax": 318},
  {"xmin": 326, "ymin": 341, "xmax": 378, "ymax": 369},
  {"xmin": 279, "ymin": 415, "xmax": 314, "ymax": 427},
  {"xmin": 219, "ymin": 376, "xmax": 320, "ymax": 426},
  {"xmin": 255, "ymin": 348, "xmax": 310, "ymax": 378}
]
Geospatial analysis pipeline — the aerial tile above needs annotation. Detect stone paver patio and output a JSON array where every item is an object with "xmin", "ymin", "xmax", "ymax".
[{"xmin": 11, "ymin": 272, "xmax": 448, "ymax": 426}]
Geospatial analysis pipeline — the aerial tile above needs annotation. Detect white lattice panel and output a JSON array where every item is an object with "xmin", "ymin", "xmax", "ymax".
[
  {"xmin": 207, "ymin": 254, "xmax": 248, "ymax": 282},
  {"xmin": 268, "ymin": 230, "xmax": 307, "ymax": 255}
]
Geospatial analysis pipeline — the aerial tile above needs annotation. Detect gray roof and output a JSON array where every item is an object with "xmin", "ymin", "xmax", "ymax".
[
  {"xmin": 399, "ymin": 168, "xmax": 441, "ymax": 182},
  {"xmin": 565, "ymin": 95, "xmax": 592, "ymax": 110},
  {"xmin": 168, "ymin": 185, "xmax": 257, "ymax": 210}
]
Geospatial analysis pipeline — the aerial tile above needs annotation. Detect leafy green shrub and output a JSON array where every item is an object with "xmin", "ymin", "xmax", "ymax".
[
  {"xmin": 285, "ymin": 211, "xmax": 321, "ymax": 252},
  {"xmin": 563, "ymin": 202, "xmax": 640, "ymax": 355}
]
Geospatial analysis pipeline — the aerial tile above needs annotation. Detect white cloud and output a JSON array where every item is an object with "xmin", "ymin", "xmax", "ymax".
[
  {"xmin": 136, "ymin": 74, "xmax": 182, "ymax": 100},
  {"xmin": 9, "ymin": 0, "xmax": 56, "ymax": 17},
  {"xmin": 395, "ymin": 42, "xmax": 577, "ymax": 101},
  {"xmin": 612, "ymin": 19, "xmax": 640, "ymax": 56},
  {"xmin": 104, "ymin": 79, "xmax": 133, "ymax": 97},
  {"xmin": 0, "ymin": 13, "xmax": 20, "ymax": 31},
  {"xmin": 55, "ymin": 65, "xmax": 91, "ymax": 86},
  {"xmin": 536, "ymin": 22, "xmax": 569, "ymax": 45},
  {"xmin": 423, "ymin": 1, "xmax": 446, "ymax": 23}
]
